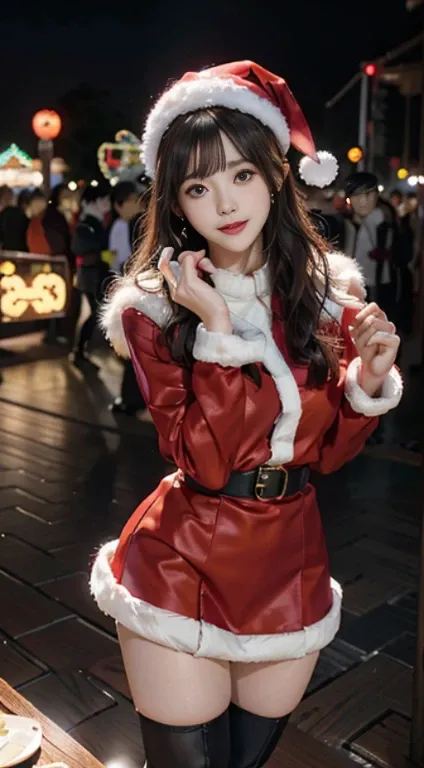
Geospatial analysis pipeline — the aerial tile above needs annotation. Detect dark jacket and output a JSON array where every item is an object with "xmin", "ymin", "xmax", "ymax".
[
  {"xmin": 72, "ymin": 214, "xmax": 108, "ymax": 264},
  {"xmin": 72, "ymin": 214, "xmax": 109, "ymax": 295},
  {"xmin": 0, "ymin": 206, "xmax": 28, "ymax": 252},
  {"xmin": 43, "ymin": 206, "xmax": 73, "ymax": 266}
]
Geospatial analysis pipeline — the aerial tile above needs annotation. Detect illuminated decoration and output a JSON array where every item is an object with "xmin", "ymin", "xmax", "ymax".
[
  {"xmin": 397, "ymin": 168, "xmax": 409, "ymax": 180},
  {"xmin": 364, "ymin": 63, "xmax": 377, "ymax": 77},
  {"xmin": 98, "ymin": 129, "xmax": 143, "ymax": 183},
  {"xmin": 68, "ymin": 181, "xmax": 78, "ymax": 191},
  {"xmin": 0, "ymin": 143, "xmax": 43, "ymax": 188},
  {"xmin": 32, "ymin": 110, "xmax": 62, "ymax": 141},
  {"xmin": 347, "ymin": 146, "xmax": 363, "ymax": 164},
  {"xmin": 0, "ymin": 143, "xmax": 32, "ymax": 168},
  {"xmin": 0, "ymin": 252, "xmax": 69, "ymax": 323}
]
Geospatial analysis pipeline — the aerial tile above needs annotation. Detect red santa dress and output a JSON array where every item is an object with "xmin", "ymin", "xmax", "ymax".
[{"xmin": 90, "ymin": 252, "xmax": 402, "ymax": 662}]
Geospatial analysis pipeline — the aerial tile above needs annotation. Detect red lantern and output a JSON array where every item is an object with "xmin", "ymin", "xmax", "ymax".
[{"xmin": 32, "ymin": 110, "xmax": 62, "ymax": 141}]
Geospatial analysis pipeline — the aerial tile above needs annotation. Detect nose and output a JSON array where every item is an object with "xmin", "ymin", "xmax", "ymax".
[{"xmin": 216, "ymin": 188, "xmax": 237, "ymax": 216}]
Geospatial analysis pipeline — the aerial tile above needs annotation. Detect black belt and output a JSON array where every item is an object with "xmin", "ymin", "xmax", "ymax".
[{"xmin": 184, "ymin": 465, "xmax": 310, "ymax": 501}]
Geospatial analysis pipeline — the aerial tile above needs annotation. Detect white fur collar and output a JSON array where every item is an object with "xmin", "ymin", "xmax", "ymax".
[{"xmin": 100, "ymin": 251, "xmax": 365, "ymax": 358}]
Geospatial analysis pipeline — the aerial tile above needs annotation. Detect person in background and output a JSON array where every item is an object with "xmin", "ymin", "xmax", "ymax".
[
  {"xmin": 302, "ymin": 184, "xmax": 347, "ymax": 250},
  {"xmin": 69, "ymin": 183, "xmax": 111, "ymax": 367},
  {"xmin": 109, "ymin": 179, "xmax": 152, "ymax": 417},
  {"xmin": 26, "ymin": 190, "xmax": 49, "ymax": 254},
  {"xmin": 26, "ymin": 189, "xmax": 47, "ymax": 220},
  {"xmin": 344, "ymin": 173, "xmax": 399, "ymax": 446},
  {"xmin": 39, "ymin": 184, "xmax": 78, "ymax": 345},
  {"xmin": 109, "ymin": 181, "xmax": 141, "ymax": 273},
  {"xmin": 0, "ymin": 186, "xmax": 29, "ymax": 251},
  {"xmin": 390, "ymin": 189, "xmax": 402, "ymax": 213},
  {"xmin": 17, "ymin": 188, "xmax": 32, "ymax": 215},
  {"xmin": 43, "ymin": 185, "xmax": 74, "ymax": 263},
  {"xmin": 344, "ymin": 172, "xmax": 396, "ymax": 315}
]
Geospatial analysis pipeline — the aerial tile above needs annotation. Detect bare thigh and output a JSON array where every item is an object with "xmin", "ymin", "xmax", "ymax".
[
  {"xmin": 231, "ymin": 652, "xmax": 319, "ymax": 718},
  {"xmin": 117, "ymin": 623, "xmax": 232, "ymax": 726}
]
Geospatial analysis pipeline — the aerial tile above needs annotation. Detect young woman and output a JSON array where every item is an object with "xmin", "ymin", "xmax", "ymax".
[{"xmin": 91, "ymin": 61, "xmax": 402, "ymax": 768}]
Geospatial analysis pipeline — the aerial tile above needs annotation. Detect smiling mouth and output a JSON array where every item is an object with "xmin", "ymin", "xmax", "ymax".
[{"xmin": 218, "ymin": 220, "xmax": 248, "ymax": 235}]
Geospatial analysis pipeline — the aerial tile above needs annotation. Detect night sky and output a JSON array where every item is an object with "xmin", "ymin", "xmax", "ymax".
[{"xmin": 1, "ymin": 0, "xmax": 420, "ymax": 173}]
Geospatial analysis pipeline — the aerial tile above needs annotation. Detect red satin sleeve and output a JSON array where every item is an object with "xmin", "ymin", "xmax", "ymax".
[
  {"xmin": 122, "ymin": 308, "xmax": 247, "ymax": 490},
  {"xmin": 311, "ymin": 307, "xmax": 378, "ymax": 474}
]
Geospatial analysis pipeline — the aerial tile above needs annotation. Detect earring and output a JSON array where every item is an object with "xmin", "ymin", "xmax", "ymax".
[
  {"xmin": 180, "ymin": 216, "xmax": 187, "ymax": 240},
  {"xmin": 271, "ymin": 193, "xmax": 275, "ymax": 204}
]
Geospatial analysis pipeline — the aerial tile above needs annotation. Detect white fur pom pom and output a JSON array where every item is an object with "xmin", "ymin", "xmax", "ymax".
[{"xmin": 299, "ymin": 151, "xmax": 339, "ymax": 188}]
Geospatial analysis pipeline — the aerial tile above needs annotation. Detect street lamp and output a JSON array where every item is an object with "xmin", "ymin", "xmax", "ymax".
[{"xmin": 32, "ymin": 110, "xmax": 62, "ymax": 198}]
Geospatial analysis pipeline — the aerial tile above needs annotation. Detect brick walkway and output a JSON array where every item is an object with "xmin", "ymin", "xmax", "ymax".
[{"xmin": 0, "ymin": 333, "xmax": 421, "ymax": 767}]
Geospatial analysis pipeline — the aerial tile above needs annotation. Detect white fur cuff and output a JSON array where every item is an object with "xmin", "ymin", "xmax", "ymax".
[
  {"xmin": 193, "ymin": 324, "xmax": 265, "ymax": 368},
  {"xmin": 344, "ymin": 357, "xmax": 403, "ymax": 417}
]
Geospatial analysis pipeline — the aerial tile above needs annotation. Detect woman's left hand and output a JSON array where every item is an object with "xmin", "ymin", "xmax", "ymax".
[{"xmin": 350, "ymin": 302, "xmax": 400, "ymax": 396}]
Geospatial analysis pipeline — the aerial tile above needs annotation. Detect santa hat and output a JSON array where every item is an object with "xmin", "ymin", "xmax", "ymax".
[{"xmin": 142, "ymin": 60, "xmax": 338, "ymax": 188}]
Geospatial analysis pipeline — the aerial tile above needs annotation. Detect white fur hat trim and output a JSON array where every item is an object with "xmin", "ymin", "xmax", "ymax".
[{"xmin": 142, "ymin": 76, "xmax": 290, "ymax": 179}]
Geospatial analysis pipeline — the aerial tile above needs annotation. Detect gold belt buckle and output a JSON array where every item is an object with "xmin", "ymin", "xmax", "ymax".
[{"xmin": 255, "ymin": 464, "xmax": 289, "ymax": 502}]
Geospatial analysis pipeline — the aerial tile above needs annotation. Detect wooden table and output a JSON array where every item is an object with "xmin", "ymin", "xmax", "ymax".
[{"xmin": 0, "ymin": 678, "xmax": 104, "ymax": 768}]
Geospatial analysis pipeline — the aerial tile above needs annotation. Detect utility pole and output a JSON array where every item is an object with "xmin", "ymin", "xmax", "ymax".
[{"xmin": 358, "ymin": 73, "xmax": 369, "ymax": 171}]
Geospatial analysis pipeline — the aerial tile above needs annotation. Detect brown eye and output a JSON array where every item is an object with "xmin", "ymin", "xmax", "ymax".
[
  {"xmin": 235, "ymin": 170, "xmax": 254, "ymax": 183},
  {"xmin": 186, "ymin": 185, "xmax": 206, "ymax": 198}
]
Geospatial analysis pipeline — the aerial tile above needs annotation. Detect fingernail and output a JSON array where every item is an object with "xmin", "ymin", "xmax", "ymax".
[{"xmin": 158, "ymin": 247, "xmax": 174, "ymax": 265}]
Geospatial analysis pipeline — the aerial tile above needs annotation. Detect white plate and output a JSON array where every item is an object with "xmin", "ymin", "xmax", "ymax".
[{"xmin": 0, "ymin": 714, "xmax": 42, "ymax": 767}]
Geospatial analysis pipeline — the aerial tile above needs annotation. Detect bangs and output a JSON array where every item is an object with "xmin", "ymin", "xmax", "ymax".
[{"xmin": 168, "ymin": 110, "xmax": 251, "ymax": 190}]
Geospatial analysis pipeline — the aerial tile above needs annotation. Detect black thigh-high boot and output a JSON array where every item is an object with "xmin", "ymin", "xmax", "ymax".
[
  {"xmin": 139, "ymin": 709, "xmax": 230, "ymax": 767},
  {"xmin": 229, "ymin": 702, "xmax": 290, "ymax": 768}
]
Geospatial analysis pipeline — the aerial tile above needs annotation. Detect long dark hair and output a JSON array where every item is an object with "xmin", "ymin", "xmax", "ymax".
[{"xmin": 127, "ymin": 108, "xmax": 339, "ymax": 386}]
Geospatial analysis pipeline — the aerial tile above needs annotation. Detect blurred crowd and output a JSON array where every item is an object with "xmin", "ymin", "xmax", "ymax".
[{"xmin": 0, "ymin": 176, "xmax": 150, "ymax": 418}]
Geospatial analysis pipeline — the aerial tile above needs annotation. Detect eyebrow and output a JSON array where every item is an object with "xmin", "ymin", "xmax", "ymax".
[{"xmin": 183, "ymin": 158, "xmax": 247, "ymax": 183}]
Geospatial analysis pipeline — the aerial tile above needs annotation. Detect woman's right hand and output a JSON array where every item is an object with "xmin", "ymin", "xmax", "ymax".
[{"xmin": 158, "ymin": 247, "xmax": 231, "ymax": 331}]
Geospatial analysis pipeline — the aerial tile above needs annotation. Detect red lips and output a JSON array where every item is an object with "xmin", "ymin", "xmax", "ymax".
[{"xmin": 218, "ymin": 220, "xmax": 248, "ymax": 235}]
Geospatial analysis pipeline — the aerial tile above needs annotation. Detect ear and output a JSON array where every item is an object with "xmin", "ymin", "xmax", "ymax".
[{"xmin": 172, "ymin": 205, "xmax": 184, "ymax": 219}]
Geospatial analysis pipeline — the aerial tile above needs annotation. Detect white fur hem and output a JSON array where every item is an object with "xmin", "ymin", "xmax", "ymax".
[
  {"xmin": 90, "ymin": 540, "xmax": 342, "ymax": 662},
  {"xmin": 193, "ymin": 324, "xmax": 265, "ymax": 367},
  {"xmin": 344, "ymin": 358, "xmax": 403, "ymax": 417},
  {"xmin": 142, "ymin": 76, "xmax": 290, "ymax": 179}
]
